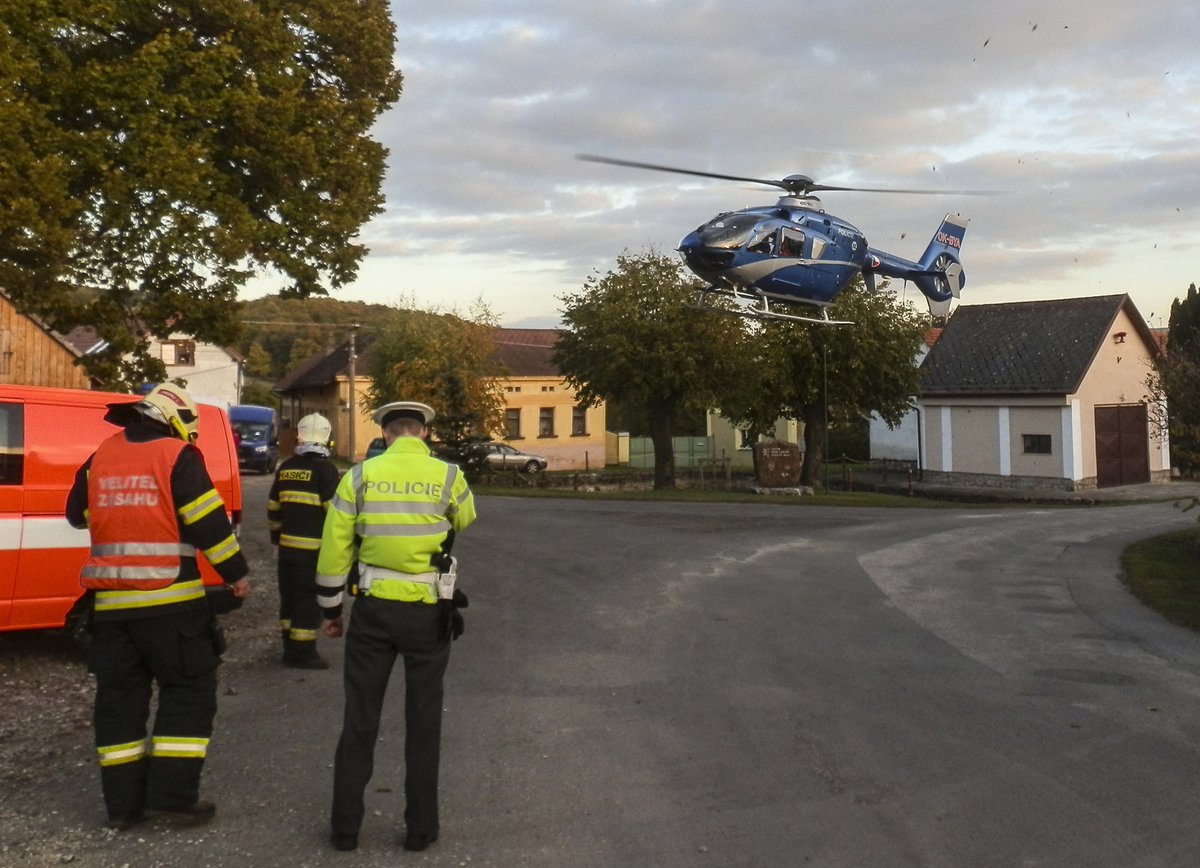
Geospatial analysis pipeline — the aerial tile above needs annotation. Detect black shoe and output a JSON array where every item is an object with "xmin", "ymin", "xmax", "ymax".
[
  {"xmin": 151, "ymin": 800, "xmax": 216, "ymax": 825},
  {"xmin": 403, "ymin": 831, "xmax": 438, "ymax": 852},
  {"xmin": 331, "ymin": 832, "xmax": 358, "ymax": 851},
  {"xmin": 106, "ymin": 810, "xmax": 145, "ymax": 831}
]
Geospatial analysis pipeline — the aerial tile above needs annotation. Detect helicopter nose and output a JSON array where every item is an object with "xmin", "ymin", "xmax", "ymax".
[{"xmin": 679, "ymin": 242, "xmax": 735, "ymax": 272}]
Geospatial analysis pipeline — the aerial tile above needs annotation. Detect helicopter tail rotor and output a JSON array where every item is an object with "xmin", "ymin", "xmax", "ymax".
[{"xmin": 910, "ymin": 214, "xmax": 969, "ymax": 310}]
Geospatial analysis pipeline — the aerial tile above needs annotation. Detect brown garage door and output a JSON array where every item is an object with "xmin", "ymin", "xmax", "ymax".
[{"xmin": 1094, "ymin": 404, "xmax": 1149, "ymax": 487}]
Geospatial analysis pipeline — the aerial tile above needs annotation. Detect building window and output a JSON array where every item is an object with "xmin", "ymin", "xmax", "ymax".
[
  {"xmin": 505, "ymin": 385, "xmax": 522, "ymax": 393},
  {"xmin": 738, "ymin": 428, "xmax": 755, "ymax": 450},
  {"xmin": 541, "ymin": 385, "xmax": 556, "ymax": 393},
  {"xmin": 505, "ymin": 409, "xmax": 521, "ymax": 439},
  {"xmin": 162, "ymin": 340, "xmax": 195, "ymax": 367},
  {"xmin": 572, "ymin": 405, "xmax": 587, "ymax": 436},
  {"xmin": 539, "ymin": 407, "xmax": 555, "ymax": 437},
  {"xmin": 1023, "ymin": 434, "xmax": 1052, "ymax": 454}
]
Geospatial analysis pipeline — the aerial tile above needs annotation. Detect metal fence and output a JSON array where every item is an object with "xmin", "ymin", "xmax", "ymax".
[{"xmin": 627, "ymin": 436, "xmax": 712, "ymax": 469}]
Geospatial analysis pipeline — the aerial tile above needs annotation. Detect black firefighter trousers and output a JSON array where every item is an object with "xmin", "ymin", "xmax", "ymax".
[
  {"xmin": 87, "ymin": 608, "xmax": 220, "ymax": 817},
  {"xmin": 331, "ymin": 594, "xmax": 450, "ymax": 840}
]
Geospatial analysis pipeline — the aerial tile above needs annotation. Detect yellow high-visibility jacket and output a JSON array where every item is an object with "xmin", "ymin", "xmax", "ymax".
[{"xmin": 316, "ymin": 436, "xmax": 475, "ymax": 609}]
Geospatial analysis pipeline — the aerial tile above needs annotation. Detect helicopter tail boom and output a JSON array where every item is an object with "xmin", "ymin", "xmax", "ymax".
[{"xmin": 868, "ymin": 214, "xmax": 968, "ymax": 315}]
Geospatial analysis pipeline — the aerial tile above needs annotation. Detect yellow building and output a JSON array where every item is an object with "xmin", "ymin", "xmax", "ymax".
[
  {"xmin": 491, "ymin": 329, "xmax": 606, "ymax": 472},
  {"xmin": 275, "ymin": 327, "xmax": 606, "ymax": 469}
]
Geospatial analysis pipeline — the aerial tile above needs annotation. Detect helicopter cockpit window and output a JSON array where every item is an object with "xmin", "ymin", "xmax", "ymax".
[
  {"xmin": 697, "ymin": 213, "xmax": 760, "ymax": 250},
  {"xmin": 747, "ymin": 227, "xmax": 775, "ymax": 254},
  {"xmin": 810, "ymin": 237, "xmax": 827, "ymax": 259},
  {"xmin": 779, "ymin": 228, "xmax": 805, "ymax": 258}
]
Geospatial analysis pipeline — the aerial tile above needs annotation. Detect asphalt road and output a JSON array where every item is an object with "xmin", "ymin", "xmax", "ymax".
[{"xmin": 8, "ymin": 476, "xmax": 1200, "ymax": 867}]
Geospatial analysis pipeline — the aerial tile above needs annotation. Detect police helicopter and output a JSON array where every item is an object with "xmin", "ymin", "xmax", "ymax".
[{"xmin": 578, "ymin": 154, "xmax": 989, "ymax": 324}]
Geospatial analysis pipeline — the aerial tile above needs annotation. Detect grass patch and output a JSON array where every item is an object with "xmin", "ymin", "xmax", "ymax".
[{"xmin": 1121, "ymin": 526, "xmax": 1200, "ymax": 631}]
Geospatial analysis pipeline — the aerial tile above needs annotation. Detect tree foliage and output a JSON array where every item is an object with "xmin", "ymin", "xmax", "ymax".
[
  {"xmin": 555, "ymin": 250, "xmax": 746, "ymax": 489},
  {"xmin": 0, "ymin": 1, "xmax": 402, "ymax": 389},
  {"xmin": 716, "ymin": 283, "xmax": 926, "ymax": 488},
  {"xmin": 365, "ymin": 306, "xmax": 506, "ymax": 478},
  {"xmin": 238, "ymin": 294, "xmax": 396, "ymax": 381},
  {"xmin": 1155, "ymin": 283, "xmax": 1200, "ymax": 476}
]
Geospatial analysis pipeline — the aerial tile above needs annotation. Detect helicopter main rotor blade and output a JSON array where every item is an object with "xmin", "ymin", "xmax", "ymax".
[
  {"xmin": 578, "ymin": 153, "xmax": 998, "ymax": 197},
  {"xmin": 577, "ymin": 154, "xmax": 791, "ymax": 192},
  {"xmin": 809, "ymin": 182, "xmax": 996, "ymax": 196}
]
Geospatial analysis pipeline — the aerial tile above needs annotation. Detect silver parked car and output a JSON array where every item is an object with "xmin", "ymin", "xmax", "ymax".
[{"xmin": 483, "ymin": 442, "xmax": 548, "ymax": 473}]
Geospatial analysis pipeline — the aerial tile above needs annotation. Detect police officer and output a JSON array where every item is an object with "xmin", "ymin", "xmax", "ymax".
[
  {"xmin": 268, "ymin": 412, "xmax": 340, "ymax": 669},
  {"xmin": 317, "ymin": 401, "xmax": 476, "ymax": 853},
  {"xmin": 65, "ymin": 384, "xmax": 250, "ymax": 831}
]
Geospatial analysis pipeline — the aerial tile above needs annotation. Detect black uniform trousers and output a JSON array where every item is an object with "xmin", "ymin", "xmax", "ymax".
[
  {"xmin": 331, "ymin": 594, "xmax": 450, "ymax": 839},
  {"xmin": 278, "ymin": 548, "xmax": 322, "ymax": 644},
  {"xmin": 87, "ymin": 608, "xmax": 220, "ymax": 816}
]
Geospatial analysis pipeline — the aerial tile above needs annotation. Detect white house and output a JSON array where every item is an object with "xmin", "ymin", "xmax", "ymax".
[
  {"xmin": 915, "ymin": 294, "xmax": 1168, "ymax": 490},
  {"xmin": 64, "ymin": 327, "xmax": 243, "ymax": 405}
]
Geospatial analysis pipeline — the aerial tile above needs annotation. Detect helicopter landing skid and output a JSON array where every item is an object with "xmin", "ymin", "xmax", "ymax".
[{"xmin": 691, "ymin": 286, "xmax": 852, "ymax": 325}]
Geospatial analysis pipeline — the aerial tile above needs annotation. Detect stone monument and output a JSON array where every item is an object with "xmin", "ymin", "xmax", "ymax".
[{"xmin": 753, "ymin": 439, "xmax": 803, "ymax": 490}]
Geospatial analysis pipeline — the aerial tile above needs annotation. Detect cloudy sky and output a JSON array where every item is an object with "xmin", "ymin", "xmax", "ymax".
[{"xmin": 256, "ymin": 1, "xmax": 1199, "ymax": 328}]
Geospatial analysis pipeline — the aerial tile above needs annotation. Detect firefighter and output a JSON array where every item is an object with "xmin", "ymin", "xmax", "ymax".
[
  {"xmin": 65, "ymin": 384, "xmax": 250, "ymax": 831},
  {"xmin": 267, "ymin": 412, "xmax": 340, "ymax": 668},
  {"xmin": 317, "ymin": 400, "xmax": 476, "ymax": 853}
]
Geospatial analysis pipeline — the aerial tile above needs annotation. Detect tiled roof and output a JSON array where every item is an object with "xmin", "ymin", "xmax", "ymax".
[
  {"xmin": 920, "ymin": 294, "xmax": 1155, "ymax": 396},
  {"xmin": 490, "ymin": 328, "xmax": 562, "ymax": 377},
  {"xmin": 274, "ymin": 331, "xmax": 378, "ymax": 391},
  {"xmin": 62, "ymin": 326, "xmax": 105, "ymax": 356}
]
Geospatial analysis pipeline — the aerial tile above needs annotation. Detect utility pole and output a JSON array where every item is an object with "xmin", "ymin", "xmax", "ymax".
[{"xmin": 347, "ymin": 323, "xmax": 360, "ymax": 461}]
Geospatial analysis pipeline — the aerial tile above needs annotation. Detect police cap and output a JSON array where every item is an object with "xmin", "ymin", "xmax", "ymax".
[{"xmin": 372, "ymin": 401, "xmax": 435, "ymax": 428}]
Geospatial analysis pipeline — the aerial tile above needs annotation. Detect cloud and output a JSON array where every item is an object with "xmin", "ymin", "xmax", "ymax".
[{"xmin": 256, "ymin": 1, "xmax": 1199, "ymax": 328}]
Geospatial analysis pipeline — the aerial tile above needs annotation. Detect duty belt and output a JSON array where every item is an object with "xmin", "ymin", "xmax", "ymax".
[{"xmin": 357, "ymin": 561, "xmax": 457, "ymax": 601}]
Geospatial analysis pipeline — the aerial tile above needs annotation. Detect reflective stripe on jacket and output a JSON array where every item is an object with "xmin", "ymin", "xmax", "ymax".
[
  {"xmin": 81, "ymin": 436, "xmax": 187, "ymax": 591},
  {"xmin": 267, "ymin": 454, "xmax": 341, "ymax": 552},
  {"xmin": 316, "ymin": 436, "xmax": 476, "ymax": 607}
]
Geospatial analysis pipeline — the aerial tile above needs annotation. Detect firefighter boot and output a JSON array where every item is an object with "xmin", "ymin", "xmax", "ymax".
[{"xmin": 283, "ymin": 635, "xmax": 329, "ymax": 670}]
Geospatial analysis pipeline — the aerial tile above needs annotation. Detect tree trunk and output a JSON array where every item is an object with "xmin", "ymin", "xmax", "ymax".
[
  {"xmin": 800, "ymin": 402, "xmax": 826, "ymax": 489},
  {"xmin": 649, "ymin": 399, "xmax": 676, "ymax": 490}
]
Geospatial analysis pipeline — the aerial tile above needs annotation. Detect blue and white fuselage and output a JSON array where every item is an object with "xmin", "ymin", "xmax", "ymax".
[{"xmin": 678, "ymin": 195, "xmax": 968, "ymax": 317}]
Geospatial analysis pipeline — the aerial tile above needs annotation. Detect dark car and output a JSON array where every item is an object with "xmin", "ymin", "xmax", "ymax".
[
  {"xmin": 229, "ymin": 405, "xmax": 278, "ymax": 474},
  {"xmin": 365, "ymin": 437, "xmax": 387, "ymax": 460},
  {"xmin": 483, "ymin": 442, "xmax": 548, "ymax": 473}
]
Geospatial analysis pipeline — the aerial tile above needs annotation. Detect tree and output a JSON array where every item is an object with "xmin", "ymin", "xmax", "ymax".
[
  {"xmin": 1154, "ymin": 283, "xmax": 1200, "ymax": 477},
  {"xmin": 0, "ymin": 2, "xmax": 402, "ymax": 389},
  {"xmin": 716, "ymin": 283, "xmax": 926, "ymax": 488},
  {"xmin": 366, "ymin": 306, "xmax": 506, "ymax": 478},
  {"xmin": 555, "ymin": 250, "xmax": 746, "ymax": 490},
  {"xmin": 244, "ymin": 343, "xmax": 273, "ymax": 379}
]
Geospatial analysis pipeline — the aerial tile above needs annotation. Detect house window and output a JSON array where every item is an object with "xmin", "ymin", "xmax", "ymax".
[
  {"xmin": 572, "ymin": 405, "xmax": 587, "ymax": 436},
  {"xmin": 162, "ymin": 340, "xmax": 195, "ymax": 367},
  {"xmin": 1023, "ymin": 434, "xmax": 1052, "ymax": 454},
  {"xmin": 539, "ymin": 407, "xmax": 555, "ymax": 437},
  {"xmin": 738, "ymin": 428, "xmax": 755, "ymax": 450},
  {"xmin": 505, "ymin": 409, "xmax": 521, "ymax": 439}
]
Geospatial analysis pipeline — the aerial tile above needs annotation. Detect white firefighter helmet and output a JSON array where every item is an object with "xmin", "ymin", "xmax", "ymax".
[
  {"xmin": 296, "ymin": 412, "xmax": 332, "ymax": 446},
  {"xmin": 137, "ymin": 383, "xmax": 200, "ymax": 442}
]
